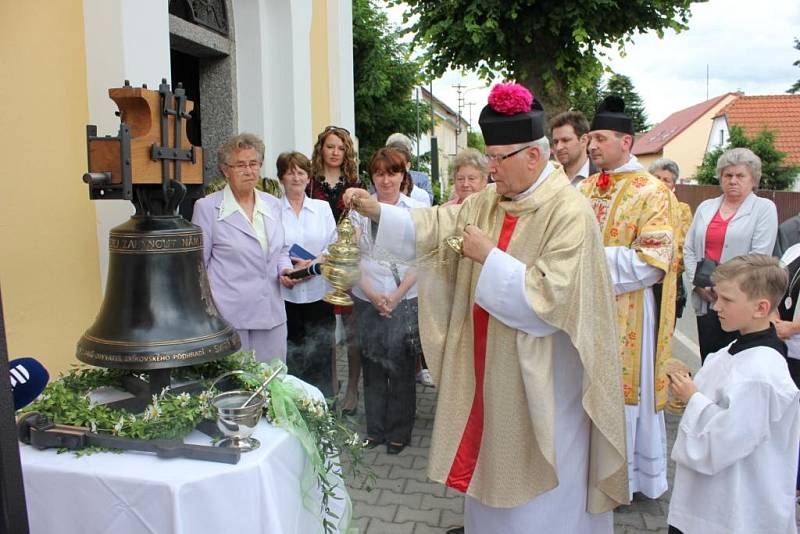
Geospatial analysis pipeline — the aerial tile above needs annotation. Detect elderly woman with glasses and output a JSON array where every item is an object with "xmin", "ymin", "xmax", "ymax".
[
  {"xmin": 443, "ymin": 148, "xmax": 489, "ymax": 206},
  {"xmin": 192, "ymin": 133, "xmax": 296, "ymax": 362},
  {"xmin": 307, "ymin": 125, "xmax": 365, "ymax": 414},
  {"xmin": 684, "ymin": 147, "xmax": 778, "ymax": 360}
]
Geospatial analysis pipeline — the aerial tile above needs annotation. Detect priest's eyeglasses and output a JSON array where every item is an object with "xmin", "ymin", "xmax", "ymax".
[{"xmin": 485, "ymin": 143, "xmax": 535, "ymax": 163}]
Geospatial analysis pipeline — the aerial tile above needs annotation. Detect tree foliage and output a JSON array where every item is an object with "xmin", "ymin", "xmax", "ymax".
[
  {"xmin": 789, "ymin": 38, "xmax": 800, "ymax": 94},
  {"xmin": 353, "ymin": 0, "xmax": 430, "ymax": 174},
  {"xmin": 694, "ymin": 125, "xmax": 799, "ymax": 191},
  {"xmin": 566, "ymin": 71, "xmax": 648, "ymax": 130},
  {"xmin": 467, "ymin": 130, "xmax": 485, "ymax": 152},
  {"xmin": 602, "ymin": 74, "xmax": 649, "ymax": 132},
  {"xmin": 395, "ymin": 0, "xmax": 696, "ymax": 118},
  {"xmin": 568, "ymin": 68, "xmax": 603, "ymax": 123}
]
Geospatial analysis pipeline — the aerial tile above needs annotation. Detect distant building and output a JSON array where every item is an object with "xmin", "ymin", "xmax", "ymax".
[
  {"xmin": 413, "ymin": 87, "xmax": 470, "ymax": 192},
  {"xmin": 633, "ymin": 93, "xmax": 738, "ymax": 181},
  {"xmin": 707, "ymin": 94, "xmax": 800, "ymax": 169}
]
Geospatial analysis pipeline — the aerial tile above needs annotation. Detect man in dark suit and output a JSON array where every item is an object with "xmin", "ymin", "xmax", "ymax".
[{"xmin": 550, "ymin": 111, "xmax": 598, "ymax": 186}]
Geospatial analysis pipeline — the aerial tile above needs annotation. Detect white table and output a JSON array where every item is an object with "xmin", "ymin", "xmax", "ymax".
[{"xmin": 19, "ymin": 379, "xmax": 349, "ymax": 534}]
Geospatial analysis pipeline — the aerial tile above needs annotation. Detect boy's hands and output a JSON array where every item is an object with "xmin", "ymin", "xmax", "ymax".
[{"xmin": 669, "ymin": 371, "xmax": 698, "ymax": 404}]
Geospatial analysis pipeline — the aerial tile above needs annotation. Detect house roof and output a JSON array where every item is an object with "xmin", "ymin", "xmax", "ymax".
[
  {"xmin": 633, "ymin": 93, "xmax": 736, "ymax": 156},
  {"xmin": 419, "ymin": 86, "xmax": 470, "ymax": 128},
  {"xmin": 713, "ymin": 95, "xmax": 800, "ymax": 165}
]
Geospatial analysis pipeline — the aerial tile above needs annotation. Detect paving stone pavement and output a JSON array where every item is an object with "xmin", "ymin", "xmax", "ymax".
[{"xmin": 336, "ymin": 350, "xmax": 684, "ymax": 534}]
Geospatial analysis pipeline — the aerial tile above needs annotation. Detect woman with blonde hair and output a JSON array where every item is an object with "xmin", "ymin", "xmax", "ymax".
[{"xmin": 307, "ymin": 126, "xmax": 365, "ymax": 414}]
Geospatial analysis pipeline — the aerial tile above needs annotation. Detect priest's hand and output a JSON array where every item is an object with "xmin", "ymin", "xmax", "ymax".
[
  {"xmin": 462, "ymin": 225, "xmax": 494, "ymax": 264},
  {"xmin": 668, "ymin": 371, "xmax": 697, "ymax": 404},
  {"xmin": 343, "ymin": 188, "xmax": 380, "ymax": 221}
]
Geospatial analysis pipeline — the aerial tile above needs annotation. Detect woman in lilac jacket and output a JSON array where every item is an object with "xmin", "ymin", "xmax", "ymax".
[{"xmin": 192, "ymin": 133, "xmax": 295, "ymax": 362}]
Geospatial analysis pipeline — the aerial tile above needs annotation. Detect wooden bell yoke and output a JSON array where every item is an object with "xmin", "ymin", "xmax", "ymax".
[{"xmin": 83, "ymin": 79, "xmax": 204, "ymax": 210}]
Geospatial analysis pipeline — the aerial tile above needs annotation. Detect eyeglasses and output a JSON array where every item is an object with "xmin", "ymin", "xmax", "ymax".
[
  {"xmin": 485, "ymin": 144, "xmax": 534, "ymax": 163},
  {"xmin": 323, "ymin": 125, "xmax": 350, "ymax": 136},
  {"xmin": 226, "ymin": 161, "xmax": 262, "ymax": 172}
]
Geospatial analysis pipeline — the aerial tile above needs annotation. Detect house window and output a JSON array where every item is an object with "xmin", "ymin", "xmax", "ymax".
[{"xmin": 719, "ymin": 129, "xmax": 725, "ymax": 146}]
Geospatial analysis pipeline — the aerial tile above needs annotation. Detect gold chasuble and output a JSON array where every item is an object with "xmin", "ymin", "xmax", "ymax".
[
  {"xmin": 676, "ymin": 202, "xmax": 693, "ymax": 270},
  {"xmin": 410, "ymin": 167, "xmax": 628, "ymax": 511},
  {"xmin": 579, "ymin": 171, "xmax": 679, "ymax": 410}
]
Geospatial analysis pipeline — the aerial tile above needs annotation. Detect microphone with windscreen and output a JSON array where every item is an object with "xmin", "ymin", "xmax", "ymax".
[
  {"xmin": 9, "ymin": 357, "xmax": 49, "ymax": 410},
  {"xmin": 287, "ymin": 263, "xmax": 323, "ymax": 280}
]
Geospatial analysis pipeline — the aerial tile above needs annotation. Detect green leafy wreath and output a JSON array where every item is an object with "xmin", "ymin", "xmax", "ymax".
[{"xmin": 21, "ymin": 351, "xmax": 372, "ymax": 534}]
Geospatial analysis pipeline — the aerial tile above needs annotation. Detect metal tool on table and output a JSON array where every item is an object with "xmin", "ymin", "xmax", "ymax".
[
  {"xmin": 17, "ymin": 412, "xmax": 241, "ymax": 464},
  {"xmin": 209, "ymin": 364, "xmax": 285, "ymax": 452}
]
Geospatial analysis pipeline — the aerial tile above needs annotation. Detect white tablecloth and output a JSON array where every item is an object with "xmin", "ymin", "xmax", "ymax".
[{"xmin": 19, "ymin": 377, "xmax": 348, "ymax": 534}]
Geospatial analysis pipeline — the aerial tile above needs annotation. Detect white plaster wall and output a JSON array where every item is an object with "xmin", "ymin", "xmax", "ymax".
[
  {"xmin": 83, "ymin": 0, "xmax": 171, "ymax": 291},
  {"xmin": 233, "ymin": 0, "xmax": 269, "ymax": 148},
  {"xmin": 327, "ymin": 0, "xmax": 355, "ymax": 134},
  {"xmin": 234, "ymin": 0, "xmax": 313, "ymax": 175},
  {"xmin": 706, "ymin": 116, "xmax": 729, "ymax": 152}
]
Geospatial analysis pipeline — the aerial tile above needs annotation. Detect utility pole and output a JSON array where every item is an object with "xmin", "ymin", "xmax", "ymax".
[
  {"xmin": 415, "ymin": 86, "xmax": 420, "ymax": 163},
  {"xmin": 429, "ymin": 80, "xmax": 439, "ymax": 187},
  {"xmin": 453, "ymin": 83, "xmax": 466, "ymax": 149}
]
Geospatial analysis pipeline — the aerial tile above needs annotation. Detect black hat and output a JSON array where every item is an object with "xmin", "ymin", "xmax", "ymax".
[
  {"xmin": 479, "ymin": 83, "xmax": 545, "ymax": 145},
  {"xmin": 590, "ymin": 96, "xmax": 634, "ymax": 135}
]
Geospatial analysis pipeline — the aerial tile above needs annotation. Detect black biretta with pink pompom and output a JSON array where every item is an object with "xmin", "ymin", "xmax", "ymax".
[
  {"xmin": 590, "ymin": 95, "xmax": 635, "ymax": 135},
  {"xmin": 478, "ymin": 83, "xmax": 545, "ymax": 146}
]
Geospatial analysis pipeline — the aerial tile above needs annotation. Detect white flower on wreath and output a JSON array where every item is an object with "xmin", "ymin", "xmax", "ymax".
[
  {"xmin": 177, "ymin": 392, "xmax": 191, "ymax": 407},
  {"xmin": 112, "ymin": 416, "xmax": 125, "ymax": 435}
]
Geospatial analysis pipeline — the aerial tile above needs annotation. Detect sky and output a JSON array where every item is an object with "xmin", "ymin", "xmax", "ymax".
[{"xmin": 383, "ymin": 0, "xmax": 800, "ymax": 129}]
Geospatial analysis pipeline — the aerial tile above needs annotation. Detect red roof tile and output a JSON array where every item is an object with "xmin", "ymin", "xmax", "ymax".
[
  {"xmin": 714, "ymin": 95, "xmax": 800, "ymax": 165},
  {"xmin": 633, "ymin": 93, "xmax": 736, "ymax": 156}
]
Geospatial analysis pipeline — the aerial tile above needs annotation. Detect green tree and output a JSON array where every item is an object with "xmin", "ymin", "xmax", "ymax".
[
  {"xmin": 395, "ymin": 0, "xmax": 696, "ymax": 118},
  {"xmin": 353, "ymin": 0, "xmax": 431, "ymax": 174},
  {"xmin": 568, "ymin": 67, "xmax": 603, "ymax": 122},
  {"xmin": 602, "ymin": 73, "xmax": 649, "ymax": 132},
  {"xmin": 411, "ymin": 151, "xmax": 432, "ymax": 175},
  {"xmin": 467, "ymin": 130, "xmax": 485, "ymax": 152},
  {"xmin": 694, "ymin": 125, "xmax": 799, "ymax": 190},
  {"xmin": 789, "ymin": 38, "xmax": 800, "ymax": 94}
]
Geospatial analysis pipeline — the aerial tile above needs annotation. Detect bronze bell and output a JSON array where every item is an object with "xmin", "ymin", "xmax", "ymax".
[
  {"xmin": 76, "ymin": 213, "xmax": 239, "ymax": 370},
  {"xmin": 77, "ymin": 80, "xmax": 240, "ymax": 407}
]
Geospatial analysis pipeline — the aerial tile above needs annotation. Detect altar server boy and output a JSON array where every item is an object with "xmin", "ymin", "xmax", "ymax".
[{"xmin": 667, "ymin": 254, "xmax": 800, "ymax": 534}]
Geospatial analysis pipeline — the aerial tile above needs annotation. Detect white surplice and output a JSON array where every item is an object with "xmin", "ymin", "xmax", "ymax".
[
  {"xmin": 375, "ymin": 170, "xmax": 613, "ymax": 533},
  {"xmin": 600, "ymin": 155, "xmax": 669, "ymax": 500},
  {"xmin": 668, "ymin": 342, "xmax": 800, "ymax": 534},
  {"xmin": 605, "ymin": 246, "xmax": 669, "ymax": 499}
]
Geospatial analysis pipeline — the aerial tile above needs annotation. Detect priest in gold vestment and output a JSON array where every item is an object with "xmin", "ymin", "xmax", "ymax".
[
  {"xmin": 344, "ymin": 84, "xmax": 628, "ymax": 534},
  {"xmin": 579, "ymin": 96, "xmax": 679, "ymax": 500}
]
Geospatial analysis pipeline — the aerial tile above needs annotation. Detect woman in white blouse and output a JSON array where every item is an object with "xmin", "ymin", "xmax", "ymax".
[
  {"xmin": 351, "ymin": 147, "xmax": 424, "ymax": 455},
  {"xmin": 278, "ymin": 152, "xmax": 338, "ymax": 397}
]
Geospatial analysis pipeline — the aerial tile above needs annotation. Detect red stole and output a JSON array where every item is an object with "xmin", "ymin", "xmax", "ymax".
[{"xmin": 446, "ymin": 213, "xmax": 519, "ymax": 493}]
